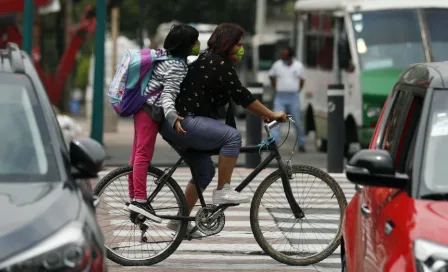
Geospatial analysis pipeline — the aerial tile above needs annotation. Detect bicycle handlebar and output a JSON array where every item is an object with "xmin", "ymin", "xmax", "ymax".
[{"xmin": 264, "ymin": 114, "xmax": 294, "ymax": 133}]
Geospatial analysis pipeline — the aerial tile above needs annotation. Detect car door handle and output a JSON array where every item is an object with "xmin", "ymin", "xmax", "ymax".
[
  {"xmin": 355, "ymin": 184, "xmax": 363, "ymax": 193},
  {"xmin": 361, "ymin": 204, "xmax": 371, "ymax": 217}
]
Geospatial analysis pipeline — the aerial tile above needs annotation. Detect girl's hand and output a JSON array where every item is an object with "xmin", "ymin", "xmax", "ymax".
[{"xmin": 175, "ymin": 117, "xmax": 186, "ymax": 134}]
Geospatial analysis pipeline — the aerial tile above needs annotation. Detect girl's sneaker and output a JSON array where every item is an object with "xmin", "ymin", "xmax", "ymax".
[{"xmin": 127, "ymin": 201, "xmax": 162, "ymax": 223}]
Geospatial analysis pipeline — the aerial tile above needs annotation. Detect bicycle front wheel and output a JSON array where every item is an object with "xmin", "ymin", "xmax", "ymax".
[
  {"xmin": 250, "ymin": 165, "xmax": 347, "ymax": 266},
  {"xmin": 94, "ymin": 165, "xmax": 188, "ymax": 266}
]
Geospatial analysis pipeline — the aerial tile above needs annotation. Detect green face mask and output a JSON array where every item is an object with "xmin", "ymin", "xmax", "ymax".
[
  {"xmin": 191, "ymin": 42, "xmax": 201, "ymax": 56},
  {"xmin": 234, "ymin": 47, "xmax": 244, "ymax": 60}
]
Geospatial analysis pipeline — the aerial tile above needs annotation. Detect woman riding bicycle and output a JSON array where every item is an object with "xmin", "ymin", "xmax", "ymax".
[{"xmin": 159, "ymin": 23, "xmax": 287, "ymax": 229}]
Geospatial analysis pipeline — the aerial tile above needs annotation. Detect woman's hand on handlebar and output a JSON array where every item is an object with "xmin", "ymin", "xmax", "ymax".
[{"xmin": 264, "ymin": 111, "xmax": 287, "ymax": 123}]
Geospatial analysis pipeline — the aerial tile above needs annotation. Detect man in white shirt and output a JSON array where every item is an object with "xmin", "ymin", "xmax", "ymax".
[{"xmin": 268, "ymin": 47, "xmax": 306, "ymax": 152}]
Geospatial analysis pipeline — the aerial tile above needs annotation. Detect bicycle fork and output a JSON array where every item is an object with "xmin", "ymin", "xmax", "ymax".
[{"xmin": 277, "ymin": 158, "xmax": 305, "ymax": 219}]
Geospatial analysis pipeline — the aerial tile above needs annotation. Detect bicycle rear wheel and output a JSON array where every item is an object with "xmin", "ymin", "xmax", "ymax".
[
  {"xmin": 250, "ymin": 165, "xmax": 347, "ymax": 266},
  {"xmin": 94, "ymin": 165, "xmax": 188, "ymax": 266}
]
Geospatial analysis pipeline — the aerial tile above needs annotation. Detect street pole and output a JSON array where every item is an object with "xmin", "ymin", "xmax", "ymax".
[
  {"xmin": 332, "ymin": 17, "xmax": 342, "ymax": 85},
  {"xmin": 245, "ymin": 0, "xmax": 267, "ymax": 169},
  {"xmin": 90, "ymin": 0, "xmax": 107, "ymax": 145},
  {"xmin": 22, "ymin": 0, "xmax": 34, "ymax": 55},
  {"xmin": 111, "ymin": 8, "xmax": 119, "ymax": 74},
  {"xmin": 327, "ymin": 84, "xmax": 345, "ymax": 173},
  {"xmin": 62, "ymin": 0, "xmax": 73, "ymax": 113},
  {"xmin": 103, "ymin": 6, "xmax": 120, "ymax": 133},
  {"xmin": 255, "ymin": 0, "xmax": 266, "ymax": 34},
  {"xmin": 327, "ymin": 17, "xmax": 344, "ymax": 173},
  {"xmin": 292, "ymin": 11, "xmax": 298, "ymax": 49},
  {"xmin": 253, "ymin": 0, "xmax": 267, "ymax": 77},
  {"xmin": 296, "ymin": 13, "xmax": 305, "ymax": 63},
  {"xmin": 246, "ymin": 83, "xmax": 264, "ymax": 168}
]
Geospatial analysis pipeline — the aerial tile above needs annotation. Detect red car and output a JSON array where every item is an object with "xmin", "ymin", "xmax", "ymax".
[{"xmin": 341, "ymin": 62, "xmax": 448, "ymax": 272}]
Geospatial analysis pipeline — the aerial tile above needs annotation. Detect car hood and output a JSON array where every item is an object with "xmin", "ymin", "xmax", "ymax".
[
  {"xmin": 412, "ymin": 200, "xmax": 448, "ymax": 244},
  {"xmin": 0, "ymin": 181, "xmax": 80, "ymax": 262}
]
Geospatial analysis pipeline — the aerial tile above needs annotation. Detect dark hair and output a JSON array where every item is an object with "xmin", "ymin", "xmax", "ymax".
[
  {"xmin": 284, "ymin": 47, "xmax": 295, "ymax": 57},
  {"xmin": 164, "ymin": 24, "xmax": 199, "ymax": 59},
  {"xmin": 207, "ymin": 23, "xmax": 245, "ymax": 56}
]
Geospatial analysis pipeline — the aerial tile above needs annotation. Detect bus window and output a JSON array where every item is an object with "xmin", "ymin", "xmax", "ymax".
[
  {"xmin": 304, "ymin": 13, "xmax": 334, "ymax": 70},
  {"xmin": 305, "ymin": 36, "xmax": 334, "ymax": 70}
]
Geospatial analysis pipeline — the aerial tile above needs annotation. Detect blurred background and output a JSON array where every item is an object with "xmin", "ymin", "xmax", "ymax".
[
  {"xmin": 1, "ymin": 0, "xmax": 295, "ymax": 116},
  {"xmin": 3, "ymin": 0, "xmax": 444, "ymax": 169},
  {"xmin": 1, "ymin": 0, "xmax": 309, "ymax": 167}
]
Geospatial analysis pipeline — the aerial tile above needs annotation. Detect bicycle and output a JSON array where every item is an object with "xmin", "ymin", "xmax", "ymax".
[{"xmin": 94, "ymin": 115, "xmax": 347, "ymax": 267}]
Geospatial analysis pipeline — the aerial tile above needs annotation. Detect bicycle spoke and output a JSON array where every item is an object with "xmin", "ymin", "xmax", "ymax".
[{"xmin": 95, "ymin": 167, "xmax": 187, "ymax": 265}]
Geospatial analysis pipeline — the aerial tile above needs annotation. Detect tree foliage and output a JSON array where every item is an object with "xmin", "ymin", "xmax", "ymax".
[
  {"xmin": 118, "ymin": 0, "xmax": 257, "ymax": 39},
  {"xmin": 39, "ymin": 0, "xmax": 266, "ymax": 97}
]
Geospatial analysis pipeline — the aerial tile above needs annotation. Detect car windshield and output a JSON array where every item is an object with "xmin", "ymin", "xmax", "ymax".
[
  {"xmin": 421, "ymin": 89, "xmax": 448, "ymax": 193},
  {"xmin": 0, "ymin": 74, "xmax": 59, "ymax": 181},
  {"xmin": 350, "ymin": 9, "xmax": 426, "ymax": 71}
]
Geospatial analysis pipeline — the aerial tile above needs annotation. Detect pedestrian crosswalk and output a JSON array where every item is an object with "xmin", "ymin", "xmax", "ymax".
[{"xmin": 94, "ymin": 167, "xmax": 355, "ymax": 272}]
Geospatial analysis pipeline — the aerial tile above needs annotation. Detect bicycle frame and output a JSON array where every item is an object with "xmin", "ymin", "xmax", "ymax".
[{"xmin": 147, "ymin": 119, "xmax": 305, "ymax": 223}]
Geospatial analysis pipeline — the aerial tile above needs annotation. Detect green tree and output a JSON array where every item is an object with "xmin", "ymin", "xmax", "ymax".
[{"xmin": 118, "ymin": 0, "xmax": 257, "ymax": 39}]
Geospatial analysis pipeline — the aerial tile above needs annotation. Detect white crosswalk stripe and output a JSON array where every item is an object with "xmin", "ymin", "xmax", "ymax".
[{"xmin": 94, "ymin": 167, "xmax": 355, "ymax": 272}]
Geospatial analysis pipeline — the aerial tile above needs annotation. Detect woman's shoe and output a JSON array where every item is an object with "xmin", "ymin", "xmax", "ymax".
[{"xmin": 212, "ymin": 183, "xmax": 250, "ymax": 204}]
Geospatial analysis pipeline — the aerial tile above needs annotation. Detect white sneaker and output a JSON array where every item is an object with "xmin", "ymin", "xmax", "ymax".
[
  {"xmin": 212, "ymin": 183, "xmax": 250, "ymax": 205},
  {"xmin": 166, "ymin": 220, "xmax": 201, "ymax": 238}
]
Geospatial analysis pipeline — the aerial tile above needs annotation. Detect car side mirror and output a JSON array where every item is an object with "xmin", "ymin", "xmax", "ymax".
[
  {"xmin": 70, "ymin": 137, "xmax": 106, "ymax": 179},
  {"xmin": 345, "ymin": 149, "xmax": 408, "ymax": 189}
]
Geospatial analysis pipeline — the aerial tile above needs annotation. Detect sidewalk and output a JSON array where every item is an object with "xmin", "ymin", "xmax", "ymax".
[{"xmin": 77, "ymin": 116, "xmax": 336, "ymax": 169}]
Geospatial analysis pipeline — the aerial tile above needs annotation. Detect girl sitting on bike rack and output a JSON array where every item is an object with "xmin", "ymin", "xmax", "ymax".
[
  {"xmin": 159, "ymin": 23, "xmax": 287, "ymax": 232},
  {"xmin": 126, "ymin": 25, "xmax": 201, "ymax": 220}
]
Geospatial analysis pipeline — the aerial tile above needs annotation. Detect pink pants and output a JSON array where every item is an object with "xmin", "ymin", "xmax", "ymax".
[{"xmin": 128, "ymin": 109, "xmax": 159, "ymax": 200}]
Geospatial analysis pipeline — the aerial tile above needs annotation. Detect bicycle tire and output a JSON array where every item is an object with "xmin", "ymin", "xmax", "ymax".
[
  {"xmin": 94, "ymin": 165, "xmax": 188, "ymax": 266},
  {"xmin": 250, "ymin": 164, "xmax": 347, "ymax": 266}
]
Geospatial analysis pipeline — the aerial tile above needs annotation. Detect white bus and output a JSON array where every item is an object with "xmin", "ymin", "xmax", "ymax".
[{"xmin": 294, "ymin": 0, "xmax": 448, "ymax": 156}]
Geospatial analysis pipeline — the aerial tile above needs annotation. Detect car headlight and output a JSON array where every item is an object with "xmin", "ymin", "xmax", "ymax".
[
  {"xmin": 414, "ymin": 239, "xmax": 448, "ymax": 272},
  {"xmin": 366, "ymin": 107, "xmax": 382, "ymax": 118},
  {"xmin": 0, "ymin": 221, "xmax": 93, "ymax": 271}
]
